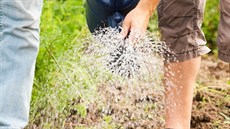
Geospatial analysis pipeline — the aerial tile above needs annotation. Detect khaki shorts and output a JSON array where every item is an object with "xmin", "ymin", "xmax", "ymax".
[{"xmin": 157, "ymin": 0, "xmax": 230, "ymax": 63}]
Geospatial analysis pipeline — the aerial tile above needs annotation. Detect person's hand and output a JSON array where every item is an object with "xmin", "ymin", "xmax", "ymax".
[{"xmin": 120, "ymin": 0, "xmax": 159, "ymax": 39}]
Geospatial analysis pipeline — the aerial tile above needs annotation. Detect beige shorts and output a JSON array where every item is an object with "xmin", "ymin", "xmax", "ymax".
[{"xmin": 157, "ymin": 0, "xmax": 230, "ymax": 63}]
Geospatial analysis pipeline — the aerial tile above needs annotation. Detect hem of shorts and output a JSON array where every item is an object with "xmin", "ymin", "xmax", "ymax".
[
  {"xmin": 165, "ymin": 45, "xmax": 211, "ymax": 63},
  {"xmin": 218, "ymin": 51, "xmax": 230, "ymax": 63}
]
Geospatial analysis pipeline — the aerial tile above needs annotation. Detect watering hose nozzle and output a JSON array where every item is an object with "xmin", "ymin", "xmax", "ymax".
[{"xmin": 107, "ymin": 12, "xmax": 124, "ymax": 31}]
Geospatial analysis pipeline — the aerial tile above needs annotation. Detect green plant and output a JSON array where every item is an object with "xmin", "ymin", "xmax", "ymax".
[{"xmin": 28, "ymin": 0, "xmax": 89, "ymax": 128}]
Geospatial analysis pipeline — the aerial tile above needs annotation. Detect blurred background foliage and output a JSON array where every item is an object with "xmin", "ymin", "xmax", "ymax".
[
  {"xmin": 30, "ymin": 0, "xmax": 87, "ymax": 128},
  {"xmin": 203, "ymin": 0, "xmax": 220, "ymax": 54},
  {"xmin": 29, "ymin": 0, "xmax": 221, "ymax": 128}
]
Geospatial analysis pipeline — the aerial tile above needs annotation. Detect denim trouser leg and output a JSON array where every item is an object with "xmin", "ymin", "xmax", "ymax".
[{"xmin": 0, "ymin": 0, "xmax": 43, "ymax": 128}]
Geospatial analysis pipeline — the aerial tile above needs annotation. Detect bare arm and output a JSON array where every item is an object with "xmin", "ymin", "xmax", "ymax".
[{"xmin": 120, "ymin": 0, "xmax": 159, "ymax": 38}]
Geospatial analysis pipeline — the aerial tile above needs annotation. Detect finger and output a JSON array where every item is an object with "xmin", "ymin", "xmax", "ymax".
[
  {"xmin": 120, "ymin": 27, "xmax": 129, "ymax": 39},
  {"xmin": 120, "ymin": 19, "xmax": 131, "ymax": 39},
  {"xmin": 129, "ymin": 27, "xmax": 143, "ymax": 44},
  {"xmin": 128, "ymin": 28, "xmax": 137, "ymax": 43}
]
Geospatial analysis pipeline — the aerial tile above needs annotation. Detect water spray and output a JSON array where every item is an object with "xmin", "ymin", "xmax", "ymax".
[
  {"xmin": 82, "ymin": 1, "xmax": 178, "ymax": 127},
  {"xmin": 85, "ymin": 0, "xmax": 176, "ymax": 79}
]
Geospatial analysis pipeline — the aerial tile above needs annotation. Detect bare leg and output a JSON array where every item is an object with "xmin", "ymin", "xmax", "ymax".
[{"xmin": 164, "ymin": 57, "xmax": 201, "ymax": 128}]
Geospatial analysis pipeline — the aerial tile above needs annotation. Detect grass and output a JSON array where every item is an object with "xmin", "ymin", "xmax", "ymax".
[
  {"xmin": 29, "ymin": 1, "xmax": 117, "ymax": 128},
  {"xmin": 28, "ymin": 0, "xmax": 91, "ymax": 128}
]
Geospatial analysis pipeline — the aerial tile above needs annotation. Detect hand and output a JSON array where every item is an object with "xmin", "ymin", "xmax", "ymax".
[{"xmin": 120, "ymin": 0, "xmax": 159, "ymax": 39}]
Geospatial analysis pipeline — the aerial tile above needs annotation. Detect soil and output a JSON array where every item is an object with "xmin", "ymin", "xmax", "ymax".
[
  {"xmin": 191, "ymin": 56, "xmax": 230, "ymax": 129},
  {"xmin": 66, "ymin": 56, "xmax": 230, "ymax": 129}
]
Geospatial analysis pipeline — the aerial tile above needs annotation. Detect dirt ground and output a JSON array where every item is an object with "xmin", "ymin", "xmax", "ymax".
[
  {"xmin": 66, "ymin": 56, "xmax": 230, "ymax": 129},
  {"xmin": 191, "ymin": 56, "xmax": 230, "ymax": 129}
]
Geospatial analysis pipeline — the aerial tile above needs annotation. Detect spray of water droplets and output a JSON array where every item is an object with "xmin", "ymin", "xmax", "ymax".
[
  {"xmin": 67, "ymin": 27, "xmax": 180, "ymax": 128},
  {"xmin": 84, "ymin": 27, "xmax": 176, "ymax": 81}
]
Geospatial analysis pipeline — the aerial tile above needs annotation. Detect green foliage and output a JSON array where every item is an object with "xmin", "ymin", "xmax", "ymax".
[
  {"xmin": 29, "ymin": 0, "xmax": 116, "ymax": 128},
  {"xmin": 29, "ymin": 0, "xmax": 89, "ymax": 128},
  {"xmin": 75, "ymin": 104, "xmax": 87, "ymax": 118},
  {"xmin": 41, "ymin": 0, "xmax": 86, "ymax": 35},
  {"xmin": 203, "ymin": 0, "xmax": 220, "ymax": 52},
  {"xmin": 102, "ymin": 115, "xmax": 118, "ymax": 129}
]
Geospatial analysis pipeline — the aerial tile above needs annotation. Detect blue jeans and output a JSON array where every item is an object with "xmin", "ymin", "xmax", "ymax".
[{"xmin": 0, "ymin": 0, "xmax": 43, "ymax": 128}]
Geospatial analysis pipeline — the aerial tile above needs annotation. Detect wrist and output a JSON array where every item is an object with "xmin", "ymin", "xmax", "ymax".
[{"xmin": 136, "ymin": 0, "xmax": 159, "ymax": 17}]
